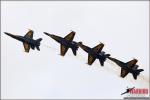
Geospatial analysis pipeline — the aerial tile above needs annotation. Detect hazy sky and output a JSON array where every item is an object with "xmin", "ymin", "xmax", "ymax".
[{"xmin": 1, "ymin": 1, "xmax": 149, "ymax": 99}]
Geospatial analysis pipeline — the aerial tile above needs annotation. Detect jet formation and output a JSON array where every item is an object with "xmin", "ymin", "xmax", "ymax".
[{"xmin": 4, "ymin": 30, "xmax": 144, "ymax": 80}]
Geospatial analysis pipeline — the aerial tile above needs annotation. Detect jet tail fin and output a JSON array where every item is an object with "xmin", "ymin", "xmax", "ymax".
[
  {"xmin": 36, "ymin": 46, "xmax": 40, "ymax": 51},
  {"xmin": 99, "ymin": 54, "xmax": 110, "ymax": 66},
  {"xmin": 132, "ymin": 69, "xmax": 144, "ymax": 80},
  {"xmin": 36, "ymin": 38, "xmax": 42, "ymax": 45},
  {"xmin": 35, "ymin": 38, "xmax": 42, "ymax": 51},
  {"xmin": 71, "ymin": 48, "xmax": 77, "ymax": 56},
  {"xmin": 99, "ymin": 59, "xmax": 104, "ymax": 66},
  {"xmin": 36, "ymin": 38, "xmax": 42, "ymax": 43},
  {"xmin": 31, "ymin": 45, "xmax": 35, "ymax": 50}
]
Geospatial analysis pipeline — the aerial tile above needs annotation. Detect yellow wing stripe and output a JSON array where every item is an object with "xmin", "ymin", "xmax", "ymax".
[
  {"xmin": 61, "ymin": 45, "xmax": 69, "ymax": 56},
  {"xmin": 93, "ymin": 43, "xmax": 104, "ymax": 53},
  {"xmin": 23, "ymin": 43, "xmax": 30, "ymax": 52},
  {"xmin": 25, "ymin": 30, "xmax": 33, "ymax": 38},
  {"xmin": 64, "ymin": 31, "xmax": 75, "ymax": 41},
  {"xmin": 121, "ymin": 68, "xmax": 129, "ymax": 78},
  {"xmin": 88, "ymin": 55, "xmax": 96, "ymax": 65}
]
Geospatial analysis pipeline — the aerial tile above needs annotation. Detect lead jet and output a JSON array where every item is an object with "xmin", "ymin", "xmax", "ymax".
[
  {"xmin": 78, "ymin": 42, "xmax": 110, "ymax": 66},
  {"xmin": 44, "ymin": 31, "xmax": 79, "ymax": 56},
  {"xmin": 4, "ymin": 29, "xmax": 42, "ymax": 53},
  {"xmin": 108, "ymin": 57, "xmax": 144, "ymax": 80}
]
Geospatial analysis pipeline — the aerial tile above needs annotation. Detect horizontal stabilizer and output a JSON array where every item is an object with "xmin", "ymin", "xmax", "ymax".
[
  {"xmin": 132, "ymin": 69, "xmax": 144, "ymax": 80},
  {"xmin": 36, "ymin": 38, "xmax": 42, "ymax": 46},
  {"xmin": 36, "ymin": 38, "xmax": 42, "ymax": 42}
]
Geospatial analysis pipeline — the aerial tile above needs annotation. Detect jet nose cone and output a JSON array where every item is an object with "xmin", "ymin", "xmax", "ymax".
[
  {"xmin": 43, "ymin": 32, "xmax": 53, "ymax": 37},
  {"xmin": 43, "ymin": 32, "xmax": 49, "ymax": 35},
  {"xmin": 4, "ymin": 32, "xmax": 14, "ymax": 37},
  {"xmin": 4, "ymin": 32, "xmax": 10, "ymax": 35}
]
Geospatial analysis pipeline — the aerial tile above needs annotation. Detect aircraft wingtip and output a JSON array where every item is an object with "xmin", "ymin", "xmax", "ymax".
[
  {"xmin": 70, "ymin": 30, "xmax": 76, "ymax": 33},
  {"xmin": 28, "ymin": 29, "xmax": 33, "ymax": 31}
]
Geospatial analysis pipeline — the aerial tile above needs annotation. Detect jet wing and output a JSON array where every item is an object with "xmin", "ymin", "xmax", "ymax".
[
  {"xmin": 60, "ymin": 44, "xmax": 69, "ymax": 56},
  {"xmin": 127, "ymin": 59, "xmax": 138, "ymax": 67},
  {"xmin": 24, "ymin": 30, "xmax": 33, "ymax": 38},
  {"xmin": 120, "ymin": 68, "xmax": 129, "ymax": 78},
  {"xmin": 88, "ymin": 54, "xmax": 96, "ymax": 65},
  {"xmin": 64, "ymin": 31, "xmax": 75, "ymax": 42},
  {"xmin": 92, "ymin": 43, "xmax": 104, "ymax": 53},
  {"xmin": 23, "ymin": 42, "xmax": 30, "ymax": 52}
]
